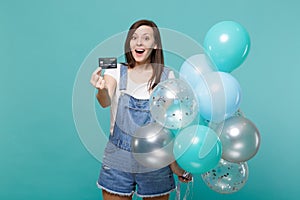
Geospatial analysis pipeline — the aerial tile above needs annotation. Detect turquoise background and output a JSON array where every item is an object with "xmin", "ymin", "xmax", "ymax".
[{"xmin": 1, "ymin": 0, "xmax": 299, "ymax": 199}]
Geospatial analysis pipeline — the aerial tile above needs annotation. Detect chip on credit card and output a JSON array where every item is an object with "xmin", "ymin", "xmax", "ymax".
[{"xmin": 98, "ymin": 57, "xmax": 117, "ymax": 69}]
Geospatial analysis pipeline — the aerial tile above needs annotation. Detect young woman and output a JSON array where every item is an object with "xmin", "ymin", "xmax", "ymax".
[{"xmin": 90, "ymin": 19, "xmax": 192, "ymax": 200}]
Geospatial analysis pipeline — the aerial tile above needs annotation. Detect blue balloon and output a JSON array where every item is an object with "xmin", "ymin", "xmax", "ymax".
[
  {"xmin": 193, "ymin": 71, "xmax": 242, "ymax": 123},
  {"xmin": 204, "ymin": 21, "xmax": 250, "ymax": 72},
  {"xmin": 173, "ymin": 125, "xmax": 222, "ymax": 174},
  {"xmin": 179, "ymin": 54, "xmax": 214, "ymax": 88}
]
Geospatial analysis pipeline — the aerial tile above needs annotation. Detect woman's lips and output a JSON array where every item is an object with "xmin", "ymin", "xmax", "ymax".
[{"xmin": 135, "ymin": 49, "xmax": 145, "ymax": 56}]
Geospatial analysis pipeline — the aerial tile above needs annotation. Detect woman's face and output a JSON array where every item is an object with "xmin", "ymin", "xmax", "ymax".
[{"xmin": 130, "ymin": 25, "xmax": 157, "ymax": 65}]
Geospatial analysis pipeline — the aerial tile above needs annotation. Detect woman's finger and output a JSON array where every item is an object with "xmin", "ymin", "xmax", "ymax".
[
  {"xmin": 92, "ymin": 67, "xmax": 102, "ymax": 76},
  {"xmin": 96, "ymin": 78, "xmax": 106, "ymax": 90},
  {"xmin": 90, "ymin": 75, "xmax": 99, "ymax": 86}
]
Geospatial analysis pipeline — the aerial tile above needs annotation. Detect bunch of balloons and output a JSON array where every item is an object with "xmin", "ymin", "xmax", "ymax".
[{"xmin": 131, "ymin": 20, "xmax": 260, "ymax": 194}]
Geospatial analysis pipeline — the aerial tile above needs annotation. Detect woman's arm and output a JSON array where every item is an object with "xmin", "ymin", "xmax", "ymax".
[{"xmin": 90, "ymin": 67, "xmax": 117, "ymax": 108}]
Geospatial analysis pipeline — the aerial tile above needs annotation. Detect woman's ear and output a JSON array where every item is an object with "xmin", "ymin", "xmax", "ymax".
[{"xmin": 154, "ymin": 44, "xmax": 158, "ymax": 49}]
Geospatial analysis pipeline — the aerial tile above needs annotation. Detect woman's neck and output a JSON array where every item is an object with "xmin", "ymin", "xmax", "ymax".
[
  {"xmin": 129, "ymin": 63, "xmax": 153, "ymax": 84},
  {"xmin": 133, "ymin": 62, "xmax": 152, "ymax": 72}
]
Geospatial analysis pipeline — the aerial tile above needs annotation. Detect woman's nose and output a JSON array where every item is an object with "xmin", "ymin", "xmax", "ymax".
[{"xmin": 137, "ymin": 38, "xmax": 142, "ymax": 46}]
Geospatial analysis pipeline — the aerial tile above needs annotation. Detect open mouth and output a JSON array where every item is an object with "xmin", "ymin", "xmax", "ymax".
[{"xmin": 135, "ymin": 49, "xmax": 145, "ymax": 55}]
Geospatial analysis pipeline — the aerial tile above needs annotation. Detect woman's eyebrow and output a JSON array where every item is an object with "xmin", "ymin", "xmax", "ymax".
[
  {"xmin": 132, "ymin": 32, "xmax": 152, "ymax": 37},
  {"xmin": 134, "ymin": 32, "xmax": 151, "ymax": 35}
]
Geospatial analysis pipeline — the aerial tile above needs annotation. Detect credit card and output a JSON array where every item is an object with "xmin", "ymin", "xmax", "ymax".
[{"xmin": 98, "ymin": 57, "xmax": 117, "ymax": 69}]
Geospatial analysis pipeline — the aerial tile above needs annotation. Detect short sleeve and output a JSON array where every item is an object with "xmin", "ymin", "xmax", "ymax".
[
  {"xmin": 168, "ymin": 70, "xmax": 176, "ymax": 79},
  {"xmin": 103, "ymin": 63, "xmax": 121, "ymax": 82}
]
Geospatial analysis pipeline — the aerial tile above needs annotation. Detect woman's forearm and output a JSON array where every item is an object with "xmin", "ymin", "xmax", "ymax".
[{"xmin": 96, "ymin": 88, "xmax": 111, "ymax": 108}]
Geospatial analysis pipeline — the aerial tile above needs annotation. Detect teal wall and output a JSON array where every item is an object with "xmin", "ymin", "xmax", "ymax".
[{"xmin": 1, "ymin": 0, "xmax": 299, "ymax": 199}]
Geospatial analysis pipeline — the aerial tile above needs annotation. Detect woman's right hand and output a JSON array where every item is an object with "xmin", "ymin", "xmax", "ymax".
[
  {"xmin": 90, "ymin": 67, "xmax": 115, "ymax": 108},
  {"xmin": 90, "ymin": 67, "xmax": 106, "ymax": 90}
]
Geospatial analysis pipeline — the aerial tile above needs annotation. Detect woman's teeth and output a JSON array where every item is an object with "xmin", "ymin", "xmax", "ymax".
[{"xmin": 135, "ymin": 49, "xmax": 145, "ymax": 54}]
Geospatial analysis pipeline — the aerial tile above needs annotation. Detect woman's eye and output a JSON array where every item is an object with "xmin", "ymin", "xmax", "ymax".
[
  {"xmin": 131, "ymin": 36, "xmax": 137, "ymax": 40},
  {"xmin": 144, "ymin": 36, "xmax": 150, "ymax": 41}
]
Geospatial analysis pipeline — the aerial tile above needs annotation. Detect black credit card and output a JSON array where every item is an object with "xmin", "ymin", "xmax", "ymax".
[{"xmin": 98, "ymin": 57, "xmax": 117, "ymax": 69}]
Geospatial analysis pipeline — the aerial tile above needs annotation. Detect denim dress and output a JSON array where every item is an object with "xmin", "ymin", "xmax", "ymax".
[
  {"xmin": 98, "ymin": 65, "xmax": 176, "ymax": 196},
  {"xmin": 102, "ymin": 64, "xmax": 171, "ymax": 173}
]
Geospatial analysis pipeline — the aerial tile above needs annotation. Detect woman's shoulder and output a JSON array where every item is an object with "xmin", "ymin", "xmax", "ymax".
[{"xmin": 161, "ymin": 66, "xmax": 176, "ymax": 80}]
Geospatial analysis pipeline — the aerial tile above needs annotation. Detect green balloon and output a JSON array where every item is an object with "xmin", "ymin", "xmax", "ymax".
[
  {"xmin": 173, "ymin": 125, "xmax": 222, "ymax": 174},
  {"xmin": 204, "ymin": 21, "xmax": 251, "ymax": 72}
]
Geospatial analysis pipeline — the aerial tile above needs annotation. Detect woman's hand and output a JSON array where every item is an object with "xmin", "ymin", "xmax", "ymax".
[
  {"xmin": 170, "ymin": 162, "xmax": 193, "ymax": 183},
  {"xmin": 90, "ymin": 67, "xmax": 106, "ymax": 90},
  {"xmin": 90, "ymin": 67, "xmax": 116, "ymax": 108}
]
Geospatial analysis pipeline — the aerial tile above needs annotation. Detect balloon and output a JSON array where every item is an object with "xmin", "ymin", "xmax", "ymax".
[
  {"xmin": 194, "ymin": 71, "xmax": 242, "ymax": 123},
  {"xmin": 150, "ymin": 78, "xmax": 198, "ymax": 129},
  {"xmin": 203, "ymin": 21, "xmax": 251, "ymax": 72},
  {"xmin": 215, "ymin": 116, "xmax": 260, "ymax": 162},
  {"xmin": 201, "ymin": 159, "xmax": 249, "ymax": 194},
  {"xmin": 179, "ymin": 54, "xmax": 214, "ymax": 88},
  {"xmin": 131, "ymin": 122, "xmax": 175, "ymax": 169},
  {"xmin": 173, "ymin": 125, "xmax": 222, "ymax": 174},
  {"xmin": 171, "ymin": 115, "xmax": 209, "ymax": 137}
]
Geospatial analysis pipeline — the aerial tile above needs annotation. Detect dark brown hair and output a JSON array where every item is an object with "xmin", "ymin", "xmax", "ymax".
[{"xmin": 124, "ymin": 19, "xmax": 164, "ymax": 90}]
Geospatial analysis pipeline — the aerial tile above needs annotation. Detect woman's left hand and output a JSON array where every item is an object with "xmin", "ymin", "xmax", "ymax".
[{"xmin": 170, "ymin": 162, "xmax": 193, "ymax": 183}]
